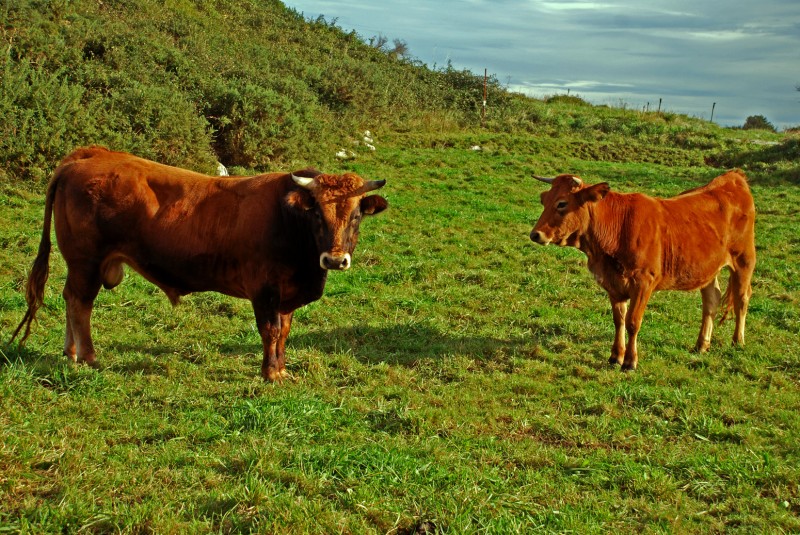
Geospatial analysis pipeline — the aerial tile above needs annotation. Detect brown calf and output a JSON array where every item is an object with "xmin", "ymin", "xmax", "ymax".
[{"xmin": 530, "ymin": 170, "xmax": 756, "ymax": 370}]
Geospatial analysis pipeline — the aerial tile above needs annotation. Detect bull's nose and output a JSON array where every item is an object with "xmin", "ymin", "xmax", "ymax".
[
  {"xmin": 320, "ymin": 252, "xmax": 351, "ymax": 270},
  {"xmin": 530, "ymin": 230, "xmax": 545, "ymax": 244}
]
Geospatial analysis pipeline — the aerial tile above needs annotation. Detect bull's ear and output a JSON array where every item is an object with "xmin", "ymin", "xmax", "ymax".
[
  {"xmin": 285, "ymin": 189, "xmax": 314, "ymax": 211},
  {"xmin": 361, "ymin": 195, "xmax": 388, "ymax": 215},
  {"xmin": 578, "ymin": 182, "xmax": 610, "ymax": 205}
]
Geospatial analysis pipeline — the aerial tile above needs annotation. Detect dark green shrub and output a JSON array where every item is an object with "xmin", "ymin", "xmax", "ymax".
[
  {"xmin": 546, "ymin": 94, "xmax": 591, "ymax": 107},
  {"xmin": 0, "ymin": 60, "xmax": 103, "ymax": 182},
  {"xmin": 743, "ymin": 115, "xmax": 777, "ymax": 132}
]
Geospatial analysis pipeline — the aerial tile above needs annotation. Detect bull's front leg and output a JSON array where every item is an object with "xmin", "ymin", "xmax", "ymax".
[
  {"xmin": 276, "ymin": 311, "xmax": 294, "ymax": 379},
  {"xmin": 623, "ymin": 285, "xmax": 655, "ymax": 371},
  {"xmin": 609, "ymin": 298, "xmax": 628, "ymax": 366},
  {"xmin": 252, "ymin": 288, "xmax": 283, "ymax": 382}
]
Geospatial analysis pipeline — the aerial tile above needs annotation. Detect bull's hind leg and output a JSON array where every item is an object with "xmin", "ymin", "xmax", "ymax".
[
  {"xmin": 62, "ymin": 267, "xmax": 102, "ymax": 366},
  {"xmin": 695, "ymin": 277, "xmax": 721, "ymax": 353},
  {"xmin": 62, "ymin": 298, "xmax": 76, "ymax": 361},
  {"xmin": 730, "ymin": 253, "xmax": 755, "ymax": 346}
]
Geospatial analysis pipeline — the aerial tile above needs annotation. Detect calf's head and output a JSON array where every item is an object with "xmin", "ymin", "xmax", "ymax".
[
  {"xmin": 287, "ymin": 171, "xmax": 388, "ymax": 270},
  {"xmin": 530, "ymin": 174, "xmax": 609, "ymax": 247}
]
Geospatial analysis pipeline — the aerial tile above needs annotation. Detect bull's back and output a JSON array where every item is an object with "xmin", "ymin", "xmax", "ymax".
[
  {"xmin": 53, "ymin": 148, "xmax": 276, "ymax": 254},
  {"xmin": 51, "ymin": 148, "xmax": 292, "ymax": 299}
]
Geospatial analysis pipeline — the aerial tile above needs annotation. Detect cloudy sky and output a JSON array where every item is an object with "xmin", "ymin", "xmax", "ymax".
[{"xmin": 285, "ymin": 0, "xmax": 800, "ymax": 129}]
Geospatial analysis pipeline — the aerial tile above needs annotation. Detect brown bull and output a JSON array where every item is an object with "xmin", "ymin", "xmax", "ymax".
[
  {"xmin": 529, "ymin": 170, "xmax": 756, "ymax": 370},
  {"xmin": 11, "ymin": 146, "xmax": 388, "ymax": 381}
]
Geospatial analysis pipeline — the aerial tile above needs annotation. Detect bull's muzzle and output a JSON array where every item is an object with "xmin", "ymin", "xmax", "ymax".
[{"xmin": 320, "ymin": 252, "xmax": 351, "ymax": 270}]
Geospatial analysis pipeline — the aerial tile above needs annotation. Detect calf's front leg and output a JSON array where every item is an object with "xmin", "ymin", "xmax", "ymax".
[
  {"xmin": 609, "ymin": 298, "xmax": 628, "ymax": 366},
  {"xmin": 622, "ymin": 285, "xmax": 655, "ymax": 371}
]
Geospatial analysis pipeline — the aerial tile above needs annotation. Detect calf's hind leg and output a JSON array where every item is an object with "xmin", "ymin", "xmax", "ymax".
[
  {"xmin": 695, "ymin": 277, "xmax": 721, "ymax": 353},
  {"xmin": 730, "ymin": 254, "xmax": 755, "ymax": 346}
]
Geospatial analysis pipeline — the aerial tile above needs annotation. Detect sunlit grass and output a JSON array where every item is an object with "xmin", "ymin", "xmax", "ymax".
[{"xmin": 1, "ymin": 134, "xmax": 798, "ymax": 533}]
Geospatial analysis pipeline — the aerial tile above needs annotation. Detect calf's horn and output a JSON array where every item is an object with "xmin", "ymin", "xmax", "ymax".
[
  {"xmin": 292, "ymin": 174, "xmax": 317, "ymax": 189},
  {"xmin": 533, "ymin": 175, "xmax": 555, "ymax": 184}
]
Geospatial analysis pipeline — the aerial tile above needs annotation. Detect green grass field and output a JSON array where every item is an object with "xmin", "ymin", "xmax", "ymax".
[{"xmin": 1, "ymin": 131, "xmax": 798, "ymax": 533}]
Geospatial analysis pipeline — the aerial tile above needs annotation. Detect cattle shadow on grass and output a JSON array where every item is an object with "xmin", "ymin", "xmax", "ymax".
[
  {"xmin": 0, "ymin": 342, "xmax": 113, "ymax": 393},
  {"xmin": 287, "ymin": 323, "xmax": 516, "ymax": 367}
]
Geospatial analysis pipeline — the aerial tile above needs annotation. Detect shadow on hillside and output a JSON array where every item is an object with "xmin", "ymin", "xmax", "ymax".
[{"xmin": 707, "ymin": 138, "xmax": 800, "ymax": 185}]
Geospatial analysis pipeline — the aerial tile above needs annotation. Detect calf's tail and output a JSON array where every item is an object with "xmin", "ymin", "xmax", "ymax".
[
  {"xmin": 717, "ymin": 280, "xmax": 734, "ymax": 325},
  {"xmin": 9, "ymin": 174, "xmax": 59, "ymax": 345}
]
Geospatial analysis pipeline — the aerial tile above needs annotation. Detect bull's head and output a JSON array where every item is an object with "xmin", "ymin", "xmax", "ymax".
[
  {"xmin": 530, "ymin": 174, "xmax": 609, "ymax": 247},
  {"xmin": 287, "ymin": 171, "xmax": 387, "ymax": 270}
]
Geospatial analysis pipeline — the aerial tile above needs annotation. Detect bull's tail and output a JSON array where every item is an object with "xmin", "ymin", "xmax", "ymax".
[
  {"xmin": 717, "ymin": 280, "xmax": 734, "ymax": 325},
  {"xmin": 9, "ymin": 170, "xmax": 61, "ymax": 344}
]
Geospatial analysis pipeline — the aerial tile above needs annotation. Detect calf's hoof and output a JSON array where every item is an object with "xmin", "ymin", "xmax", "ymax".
[
  {"xmin": 76, "ymin": 354, "xmax": 99, "ymax": 368},
  {"xmin": 262, "ymin": 367, "xmax": 283, "ymax": 383}
]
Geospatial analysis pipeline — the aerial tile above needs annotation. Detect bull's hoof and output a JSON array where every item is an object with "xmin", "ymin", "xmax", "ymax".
[
  {"xmin": 608, "ymin": 356, "xmax": 623, "ymax": 366},
  {"xmin": 621, "ymin": 363, "xmax": 637, "ymax": 372}
]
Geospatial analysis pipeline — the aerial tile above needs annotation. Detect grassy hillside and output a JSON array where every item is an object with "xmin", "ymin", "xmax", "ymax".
[
  {"xmin": 1, "ymin": 1, "xmax": 799, "ymax": 533},
  {"xmin": 1, "ymin": 0, "xmax": 512, "ymax": 181},
  {"xmin": 2, "ymin": 0, "xmax": 797, "ymax": 185}
]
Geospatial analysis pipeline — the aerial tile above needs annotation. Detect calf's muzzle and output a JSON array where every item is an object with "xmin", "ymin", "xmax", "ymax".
[{"xmin": 530, "ymin": 229, "xmax": 548, "ymax": 245}]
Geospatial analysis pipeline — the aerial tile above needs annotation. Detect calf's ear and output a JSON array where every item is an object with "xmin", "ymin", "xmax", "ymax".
[
  {"xmin": 285, "ymin": 189, "xmax": 314, "ymax": 211},
  {"xmin": 361, "ymin": 195, "xmax": 388, "ymax": 215},
  {"xmin": 578, "ymin": 182, "xmax": 610, "ymax": 205}
]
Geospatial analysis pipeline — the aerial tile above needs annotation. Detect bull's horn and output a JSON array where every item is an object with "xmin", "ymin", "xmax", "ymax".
[
  {"xmin": 361, "ymin": 179, "xmax": 386, "ymax": 193},
  {"xmin": 570, "ymin": 176, "xmax": 583, "ymax": 187},
  {"xmin": 532, "ymin": 175, "xmax": 555, "ymax": 184},
  {"xmin": 292, "ymin": 174, "xmax": 317, "ymax": 189}
]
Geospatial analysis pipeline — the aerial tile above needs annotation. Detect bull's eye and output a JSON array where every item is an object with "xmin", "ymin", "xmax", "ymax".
[{"xmin": 556, "ymin": 200, "xmax": 569, "ymax": 211}]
